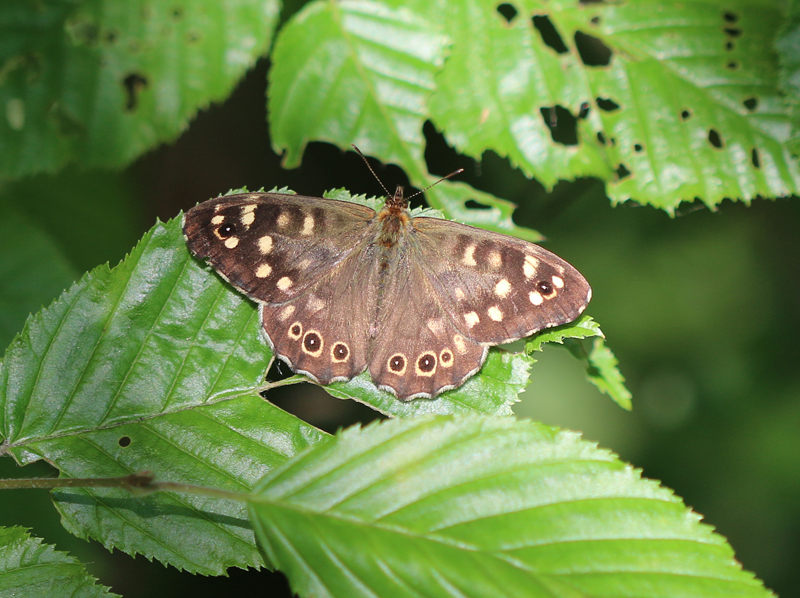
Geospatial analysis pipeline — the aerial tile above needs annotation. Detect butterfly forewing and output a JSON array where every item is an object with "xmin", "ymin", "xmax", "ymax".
[
  {"xmin": 183, "ymin": 193, "xmax": 376, "ymax": 304},
  {"xmin": 412, "ymin": 216, "xmax": 592, "ymax": 344}
]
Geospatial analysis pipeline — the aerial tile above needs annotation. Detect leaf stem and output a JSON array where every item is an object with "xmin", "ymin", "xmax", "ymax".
[{"xmin": 0, "ymin": 472, "xmax": 252, "ymax": 502}]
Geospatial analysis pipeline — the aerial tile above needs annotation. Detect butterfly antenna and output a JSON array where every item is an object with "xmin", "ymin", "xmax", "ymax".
[
  {"xmin": 351, "ymin": 145, "xmax": 393, "ymax": 199},
  {"xmin": 351, "ymin": 144, "xmax": 464, "ymax": 202},
  {"xmin": 405, "ymin": 167, "xmax": 465, "ymax": 202}
]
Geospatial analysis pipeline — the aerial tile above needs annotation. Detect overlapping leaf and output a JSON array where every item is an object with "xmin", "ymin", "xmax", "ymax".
[
  {"xmin": 250, "ymin": 415, "xmax": 770, "ymax": 598},
  {"xmin": 0, "ymin": 526, "xmax": 117, "ymax": 597},
  {"xmin": 270, "ymin": 0, "xmax": 799, "ymax": 213},
  {"xmin": 527, "ymin": 315, "xmax": 631, "ymax": 409},
  {"xmin": 0, "ymin": 0, "xmax": 279, "ymax": 178},
  {"xmin": 0, "ymin": 216, "xmax": 325, "ymax": 574}
]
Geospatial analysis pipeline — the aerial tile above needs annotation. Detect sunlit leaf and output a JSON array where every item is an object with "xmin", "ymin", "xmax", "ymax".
[
  {"xmin": 250, "ymin": 415, "xmax": 770, "ymax": 598},
  {"xmin": 0, "ymin": 216, "xmax": 325, "ymax": 574}
]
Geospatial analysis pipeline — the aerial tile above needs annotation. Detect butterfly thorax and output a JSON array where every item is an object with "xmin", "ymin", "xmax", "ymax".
[{"xmin": 376, "ymin": 185, "xmax": 411, "ymax": 248}]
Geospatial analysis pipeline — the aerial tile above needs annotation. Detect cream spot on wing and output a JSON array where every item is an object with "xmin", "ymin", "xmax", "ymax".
[
  {"xmin": 224, "ymin": 237, "xmax": 239, "ymax": 249},
  {"xmin": 307, "ymin": 295, "xmax": 325, "ymax": 312},
  {"xmin": 464, "ymin": 311, "xmax": 480, "ymax": 328},
  {"xmin": 529, "ymin": 291, "xmax": 543, "ymax": 306},
  {"xmin": 523, "ymin": 255, "xmax": 539, "ymax": 279},
  {"xmin": 277, "ymin": 276, "xmax": 293, "ymax": 291},
  {"xmin": 258, "ymin": 235, "xmax": 273, "ymax": 254},
  {"xmin": 277, "ymin": 213, "xmax": 290, "ymax": 228},
  {"xmin": 494, "ymin": 278, "xmax": 511, "ymax": 298},
  {"xmin": 488, "ymin": 251, "xmax": 502, "ymax": 269},
  {"xmin": 488, "ymin": 306, "xmax": 503, "ymax": 321},
  {"xmin": 454, "ymin": 287, "xmax": 466, "ymax": 301},
  {"xmin": 211, "ymin": 215, "xmax": 225, "ymax": 225},
  {"xmin": 426, "ymin": 318, "xmax": 445, "ymax": 335},
  {"xmin": 462, "ymin": 244, "xmax": 477, "ymax": 267},
  {"xmin": 552, "ymin": 275, "xmax": 564, "ymax": 288},
  {"xmin": 241, "ymin": 204, "xmax": 257, "ymax": 226},
  {"xmin": 255, "ymin": 263, "xmax": 272, "ymax": 278},
  {"xmin": 297, "ymin": 258, "xmax": 311, "ymax": 270},
  {"xmin": 279, "ymin": 305, "xmax": 295, "ymax": 321},
  {"xmin": 301, "ymin": 214, "xmax": 315, "ymax": 235},
  {"xmin": 453, "ymin": 334, "xmax": 467, "ymax": 354}
]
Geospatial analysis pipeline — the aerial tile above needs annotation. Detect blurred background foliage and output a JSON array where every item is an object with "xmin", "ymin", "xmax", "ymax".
[{"xmin": 2, "ymin": 0, "xmax": 799, "ymax": 596}]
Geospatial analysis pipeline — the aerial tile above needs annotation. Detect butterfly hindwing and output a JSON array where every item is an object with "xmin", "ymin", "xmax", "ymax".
[
  {"xmin": 367, "ymin": 251, "xmax": 489, "ymax": 399},
  {"xmin": 260, "ymin": 243, "xmax": 381, "ymax": 385}
]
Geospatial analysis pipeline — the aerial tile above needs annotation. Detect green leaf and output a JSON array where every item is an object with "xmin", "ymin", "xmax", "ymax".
[
  {"xmin": 0, "ymin": 215, "xmax": 326, "ymax": 574},
  {"xmin": 568, "ymin": 336, "xmax": 632, "ymax": 411},
  {"xmin": 0, "ymin": 526, "xmax": 118, "ymax": 597},
  {"xmin": 269, "ymin": 0, "xmax": 533, "ymax": 235},
  {"xmin": 249, "ymin": 415, "xmax": 771, "ymax": 598},
  {"xmin": 269, "ymin": 0, "xmax": 799, "ymax": 214},
  {"xmin": 526, "ymin": 315, "xmax": 632, "ymax": 410},
  {"xmin": 0, "ymin": 0, "xmax": 279, "ymax": 178},
  {"xmin": 0, "ymin": 199, "xmax": 77, "ymax": 350},
  {"xmin": 270, "ymin": 0, "xmax": 446, "ymax": 171}
]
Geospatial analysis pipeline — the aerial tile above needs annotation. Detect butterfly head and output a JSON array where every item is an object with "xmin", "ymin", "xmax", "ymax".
[{"xmin": 377, "ymin": 186, "xmax": 412, "ymax": 247}]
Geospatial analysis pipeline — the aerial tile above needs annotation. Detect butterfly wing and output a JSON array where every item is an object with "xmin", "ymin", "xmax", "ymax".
[
  {"xmin": 411, "ymin": 216, "xmax": 592, "ymax": 344},
  {"xmin": 184, "ymin": 193, "xmax": 380, "ymax": 384},
  {"xmin": 367, "ymin": 249, "xmax": 489, "ymax": 399},
  {"xmin": 183, "ymin": 193, "xmax": 377, "ymax": 303},
  {"xmin": 366, "ymin": 216, "xmax": 591, "ymax": 400}
]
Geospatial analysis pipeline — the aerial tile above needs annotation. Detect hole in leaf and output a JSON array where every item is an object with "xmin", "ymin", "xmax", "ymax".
[
  {"xmin": 597, "ymin": 131, "xmax": 606, "ymax": 145},
  {"xmin": 724, "ymin": 27, "xmax": 742, "ymax": 37},
  {"xmin": 465, "ymin": 199, "xmax": 493, "ymax": 210},
  {"xmin": 532, "ymin": 16, "xmax": 568, "ymax": 53},
  {"xmin": 578, "ymin": 102, "xmax": 590, "ymax": 119},
  {"xmin": 680, "ymin": 109, "xmax": 691, "ymax": 120},
  {"xmin": 118, "ymin": 436, "xmax": 131, "ymax": 447},
  {"xmin": 123, "ymin": 73, "xmax": 148, "ymax": 111},
  {"xmin": 726, "ymin": 41, "xmax": 734, "ymax": 51},
  {"xmin": 575, "ymin": 31, "xmax": 612, "ymax": 66},
  {"xmin": 590, "ymin": 16, "xmax": 601, "ymax": 25},
  {"xmin": 751, "ymin": 148, "xmax": 760, "ymax": 168},
  {"xmin": 596, "ymin": 97, "xmax": 620, "ymax": 112},
  {"xmin": 634, "ymin": 143, "xmax": 643, "ymax": 152},
  {"xmin": 540, "ymin": 106, "xmax": 578, "ymax": 145},
  {"xmin": 616, "ymin": 163, "xmax": 631, "ymax": 179},
  {"xmin": 68, "ymin": 20, "xmax": 100, "ymax": 46},
  {"xmin": 743, "ymin": 97, "xmax": 758, "ymax": 111},
  {"xmin": 172, "ymin": 6, "xmax": 184, "ymax": 19},
  {"xmin": 497, "ymin": 3, "xmax": 518, "ymax": 23},
  {"xmin": 724, "ymin": 11, "xmax": 738, "ymax": 22},
  {"xmin": 726, "ymin": 61, "xmax": 739, "ymax": 70},
  {"xmin": 708, "ymin": 129, "xmax": 723, "ymax": 148}
]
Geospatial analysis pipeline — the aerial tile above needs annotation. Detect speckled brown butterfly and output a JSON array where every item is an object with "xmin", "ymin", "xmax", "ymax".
[{"xmin": 183, "ymin": 179, "xmax": 591, "ymax": 400}]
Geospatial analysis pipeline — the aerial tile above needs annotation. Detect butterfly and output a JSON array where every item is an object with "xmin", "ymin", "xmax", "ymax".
[{"xmin": 183, "ymin": 186, "xmax": 591, "ymax": 400}]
